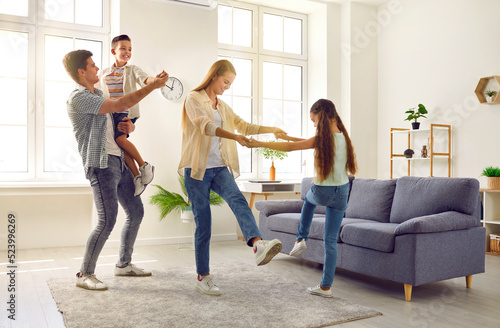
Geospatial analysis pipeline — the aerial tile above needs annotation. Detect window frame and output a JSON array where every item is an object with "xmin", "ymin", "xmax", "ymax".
[
  {"xmin": 218, "ymin": 0, "xmax": 308, "ymax": 180},
  {"xmin": 0, "ymin": 0, "xmax": 109, "ymax": 183},
  {"xmin": 258, "ymin": 6, "xmax": 307, "ymax": 61}
]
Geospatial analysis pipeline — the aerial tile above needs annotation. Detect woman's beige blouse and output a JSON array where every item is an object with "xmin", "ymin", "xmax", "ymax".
[{"xmin": 178, "ymin": 89, "xmax": 261, "ymax": 180}]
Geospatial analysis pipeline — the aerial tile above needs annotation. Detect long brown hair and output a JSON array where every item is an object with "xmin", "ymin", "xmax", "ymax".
[
  {"xmin": 310, "ymin": 99, "xmax": 357, "ymax": 182},
  {"xmin": 181, "ymin": 59, "xmax": 237, "ymax": 130}
]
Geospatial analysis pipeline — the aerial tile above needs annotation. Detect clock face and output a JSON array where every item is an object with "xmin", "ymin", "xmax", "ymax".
[{"xmin": 161, "ymin": 76, "xmax": 184, "ymax": 101}]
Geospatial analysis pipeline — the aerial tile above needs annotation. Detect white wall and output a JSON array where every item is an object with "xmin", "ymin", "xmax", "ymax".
[
  {"xmin": 340, "ymin": 2, "xmax": 379, "ymax": 178},
  {"xmin": 377, "ymin": 0, "xmax": 500, "ymax": 186}
]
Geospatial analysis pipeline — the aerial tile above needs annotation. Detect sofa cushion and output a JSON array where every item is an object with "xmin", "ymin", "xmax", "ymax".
[
  {"xmin": 344, "ymin": 179, "xmax": 397, "ymax": 223},
  {"xmin": 394, "ymin": 211, "xmax": 478, "ymax": 235},
  {"xmin": 266, "ymin": 213, "xmax": 326, "ymax": 240},
  {"xmin": 390, "ymin": 176, "xmax": 480, "ymax": 224},
  {"xmin": 338, "ymin": 218, "xmax": 377, "ymax": 242},
  {"xmin": 340, "ymin": 223, "xmax": 399, "ymax": 253}
]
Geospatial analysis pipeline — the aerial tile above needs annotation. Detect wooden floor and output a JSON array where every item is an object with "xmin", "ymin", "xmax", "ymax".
[{"xmin": 1, "ymin": 240, "xmax": 500, "ymax": 328}]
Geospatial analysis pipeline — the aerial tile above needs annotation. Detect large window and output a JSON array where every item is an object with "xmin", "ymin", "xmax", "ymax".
[
  {"xmin": 218, "ymin": 1, "xmax": 307, "ymax": 179},
  {"xmin": 0, "ymin": 0, "xmax": 109, "ymax": 182}
]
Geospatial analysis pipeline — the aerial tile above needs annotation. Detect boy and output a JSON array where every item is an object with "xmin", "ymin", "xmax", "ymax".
[{"xmin": 99, "ymin": 34, "xmax": 155, "ymax": 196}]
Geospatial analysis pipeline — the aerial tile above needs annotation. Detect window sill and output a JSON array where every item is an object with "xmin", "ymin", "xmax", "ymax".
[{"xmin": 0, "ymin": 181, "xmax": 91, "ymax": 196}]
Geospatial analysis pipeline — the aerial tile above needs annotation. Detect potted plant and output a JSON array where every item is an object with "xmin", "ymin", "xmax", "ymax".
[
  {"xmin": 485, "ymin": 90, "xmax": 497, "ymax": 103},
  {"xmin": 149, "ymin": 177, "xmax": 225, "ymax": 223},
  {"xmin": 404, "ymin": 103, "xmax": 428, "ymax": 130},
  {"xmin": 481, "ymin": 166, "xmax": 500, "ymax": 190},
  {"xmin": 255, "ymin": 140, "xmax": 288, "ymax": 180}
]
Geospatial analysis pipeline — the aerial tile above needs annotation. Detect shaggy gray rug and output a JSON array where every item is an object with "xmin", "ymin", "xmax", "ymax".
[{"xmin": 47, "ymin": 263, "xmax": 381, "ymax": 328}]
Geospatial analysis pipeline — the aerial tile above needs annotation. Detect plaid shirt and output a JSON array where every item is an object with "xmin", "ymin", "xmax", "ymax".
[{"xmin": 67, "ymin": 84, "xmax": 122, "ymax": 178}]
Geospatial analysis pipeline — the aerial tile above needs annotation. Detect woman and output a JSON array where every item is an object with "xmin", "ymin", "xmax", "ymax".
[
  {"xmin": 248, "ymin": 99, "xmax": 357, "ymax": 298},
  {"xmin": 178, "ymin": 59, "xmax": 283, "ymax": 296}
]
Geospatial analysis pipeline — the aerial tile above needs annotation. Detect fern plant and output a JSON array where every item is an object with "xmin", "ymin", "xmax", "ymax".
[
  {"xmin": 481, "ymin": 166, "xmax": 500, "ymax": 177},
  {"xmin": 149, "ymin": 177, "xmax": 225, "ymax": 221}
]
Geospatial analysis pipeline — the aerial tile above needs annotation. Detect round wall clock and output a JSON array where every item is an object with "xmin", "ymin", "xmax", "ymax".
[{"xmin": 161, "ymin": 76, "xmax": 184, "ymax": 101}]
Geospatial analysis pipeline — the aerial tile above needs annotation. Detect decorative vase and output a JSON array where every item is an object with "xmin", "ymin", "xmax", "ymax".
[
  {"xmin": 487, "ymin": 177, "xmax": 500, "ymax": 190},
  {"xmin": 411, "ymin": 122, "xmax": 420, "ymax": 130},
  {"xmin": 486, "ymin": 96, "xmax": 492, "ymax": 103},
  {"xmin": 269, "ymin": 162, "xmax": 276, "ymax": 181}
]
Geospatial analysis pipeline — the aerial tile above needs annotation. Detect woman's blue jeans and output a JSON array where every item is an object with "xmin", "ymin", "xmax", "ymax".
[
  {"xmin": 80, "ymin": 155, "xmax": 144, "ymax": 275},
  {"xmin": 297, "ymin": 182, "xmax": 350, "ymax": 288},
  {"xmin": 184, "ymin": 167, "xmax": 262, "ymax": 275}
]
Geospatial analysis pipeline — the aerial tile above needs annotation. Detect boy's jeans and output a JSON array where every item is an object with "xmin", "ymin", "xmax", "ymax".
[
  {"xmin": 184, "ymin": 167, "xmax": 261, "ymax": 275},
  {"xmin": 80, "ymin": 155, "xmax": 144, "ymax": 275},
  {"xmin": 297, "ymin": 182, "xmax": 350, "ymax": 288}
]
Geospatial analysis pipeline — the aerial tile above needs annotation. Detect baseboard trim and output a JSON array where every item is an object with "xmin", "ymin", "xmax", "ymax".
[{"xmin": 103, "ymin": 233, "xmax": 239, "ymax": 248}]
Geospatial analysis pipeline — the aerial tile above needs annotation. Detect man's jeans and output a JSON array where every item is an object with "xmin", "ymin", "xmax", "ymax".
[
  {"xmin": 297, "ymin": 182, "xmax": 350, "ymax": 288},
  {"xmin": 184, "ymin": 167, "xmax": 261, "ymax": 275},
  {"xmin": 80, "ymin": 155, "xmax": 144, "ymax": 275}
]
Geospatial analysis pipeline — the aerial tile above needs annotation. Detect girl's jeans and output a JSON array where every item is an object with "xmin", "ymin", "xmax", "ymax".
[
  {"xmin": 184, "ymin": 167, "xmax": 262, "ymax": 275},
  {"xmin": 80, "ymin": 155, "xmax": 144, "ymax": 275},
  {"xmin": 297, "ymin": 182, "xmax": 350, "ymax": 288}
]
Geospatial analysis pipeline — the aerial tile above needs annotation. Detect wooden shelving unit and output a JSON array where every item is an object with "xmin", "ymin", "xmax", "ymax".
[
  {"xmin": 474, "ymin": 76, "xmax": 500, "ymax": 104},
  {"xmin": 480, "ymin": 189, "xmax": 500, "ymax": 254},
  {"xmin": 390, "ymin": 124, "xmax": 452, "ymax": 178}
]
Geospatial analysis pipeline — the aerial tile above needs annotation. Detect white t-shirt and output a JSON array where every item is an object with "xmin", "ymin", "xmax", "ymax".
[
  {"xmin": 106, "ymin": 113, "xmax": 122, "ymax": 156},
  {"xmin": 206, "ymin": 109, "xmax": 225, "ymax": 168}
]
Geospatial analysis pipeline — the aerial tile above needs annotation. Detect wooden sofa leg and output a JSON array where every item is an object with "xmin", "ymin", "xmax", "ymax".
[
  {"xmin": 466, "ymin": 275, "xmax": 472, "ymax": 288},
  {"xmin": 404, "ymin": 284, "xmax": 412, "ymax": 302}
]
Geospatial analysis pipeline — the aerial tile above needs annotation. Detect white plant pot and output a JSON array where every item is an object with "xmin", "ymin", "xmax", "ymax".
[{"xmin": 180, "ymin": 209, "xmax": 194, "ymax": 224}]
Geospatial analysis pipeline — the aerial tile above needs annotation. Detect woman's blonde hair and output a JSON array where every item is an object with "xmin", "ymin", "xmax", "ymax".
[
  {"xmin": 310, "ymin": 99, "xmax": 357, "ymax": 182},
  {"xmin": 181, "ymin": 60, "xmax": 236, "ymax": 129}
]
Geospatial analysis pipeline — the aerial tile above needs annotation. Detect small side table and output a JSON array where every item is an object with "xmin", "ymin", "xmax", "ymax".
[{"xmin": 238, "ymin": 181, "xmax": 301, "ymax": 209}]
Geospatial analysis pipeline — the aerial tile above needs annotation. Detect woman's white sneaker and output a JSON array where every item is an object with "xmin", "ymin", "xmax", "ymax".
[
  {"xmin": 196, "ymin": 275, "xmax": 221, "ymax": 296},
  {"xmin": 289, "ymin": 239, "xmax": 307, "ymax": 257},
  {"xmin": 254, "ymin": 239, "xmax": 282, "ymax": 266},
  {"xmin": 307, "ymin": 285, "xmax": 333, "ymax": 298},
  {"xmin": 75, "ymin": 272, "xmax": 108, "ymax": 291}
]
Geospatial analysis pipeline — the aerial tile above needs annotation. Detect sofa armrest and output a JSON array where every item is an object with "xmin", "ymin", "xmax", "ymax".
[
  {"xmin": 255, "ymin": 200, "xmax": 304, "ymax": 216},
  {"xmin": 394, "ymin": 211, "xmax": 478, "ymax": 235}
]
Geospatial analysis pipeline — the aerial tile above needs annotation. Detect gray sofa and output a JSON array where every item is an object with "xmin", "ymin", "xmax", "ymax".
[{"xmin": 256, "ymin": 176, "xmax": 486, "ymax": 301}]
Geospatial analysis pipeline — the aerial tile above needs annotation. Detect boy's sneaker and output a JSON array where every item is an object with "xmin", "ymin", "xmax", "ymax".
[
  {"xmin": 254, "ymin": 239, "xmax": 282, "ymax": 266},
  {"xmin": 139, "ymin": 162, "xmax": 155, "ymax": 185},
  {"xmin": 114, "ymin": 263, "xmax": 152, "ymax": 276},
  {"xmin": 307, "ymin": 285, "xmax": 333, "ymax": 298},
  {"xmin": 196, "ymin": 275, "xmax": 221, "ymax": 296},
  {"xmin": 75, "ymin": 272, "xmax": 108, "ymax": 291},
  {"xmin": 134, "ymin": 175, "xmax": 146, "ymax": 197},
  {"xmin": 289, "ymin": 239, "xmax": 307, "ymax": 257}
]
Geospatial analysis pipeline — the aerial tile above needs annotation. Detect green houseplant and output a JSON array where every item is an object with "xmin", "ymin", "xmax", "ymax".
[
  {"xmin": 485, "ymin": 90, "xmax": 497, "ymax": 102},
  {"xmin": 404, "ymin": 103, "xmax": 428, "ymax": 130},
  {"xmin": 255, "ymin": 140, "xmax": 288, "ymax": 180},
  {"xmin": 149, "ymin": 177, "xmax": 225, "ymax": 222},
  {"xmin": 481, "ymin": 166, "xmax": 500, "ymax": 190}
]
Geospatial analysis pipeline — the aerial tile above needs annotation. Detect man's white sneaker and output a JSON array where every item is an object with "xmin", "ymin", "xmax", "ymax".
[
  {"xmin": 134, "ymin": 175, "xmax": 146, "ymax": 197},
  {"xmin": 307, "ymin": 285, "xmax": 333, "ymax": 298},
  {"xmin": 196, "ymin": 275, "xmax": 221, "ymax": 296},
  {"xmin": 114, "ymin": 263, "xmax": 152, "ymax": 276},
  {"xmin": 75, "ymin": 272, "xmax": 108, "ymax": 291},
  {"xmin": 289, "ymin": 239, "xmax": 307, "ymax": 257},
  {"xmin": 139, "ymin": 162, "xmax": 155, "ymax": 185},
  {"xmin": 254, "ymin": 239, "xmax": 282, "ymax": 266}
]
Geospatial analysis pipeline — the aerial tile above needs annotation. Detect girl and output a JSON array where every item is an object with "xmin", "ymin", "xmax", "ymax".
[
  {"xmin": 248, "ymin": 98, "xmax": 357, "ymax": 297},
  {"xmin": 178, "ymin": 59, "xmax": 284, "ymax": 296}
]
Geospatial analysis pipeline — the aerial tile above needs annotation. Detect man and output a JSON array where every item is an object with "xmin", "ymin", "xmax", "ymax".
[{"xmin": 62, "ymin": 49, "xmax": 168, "ymax": 290}]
